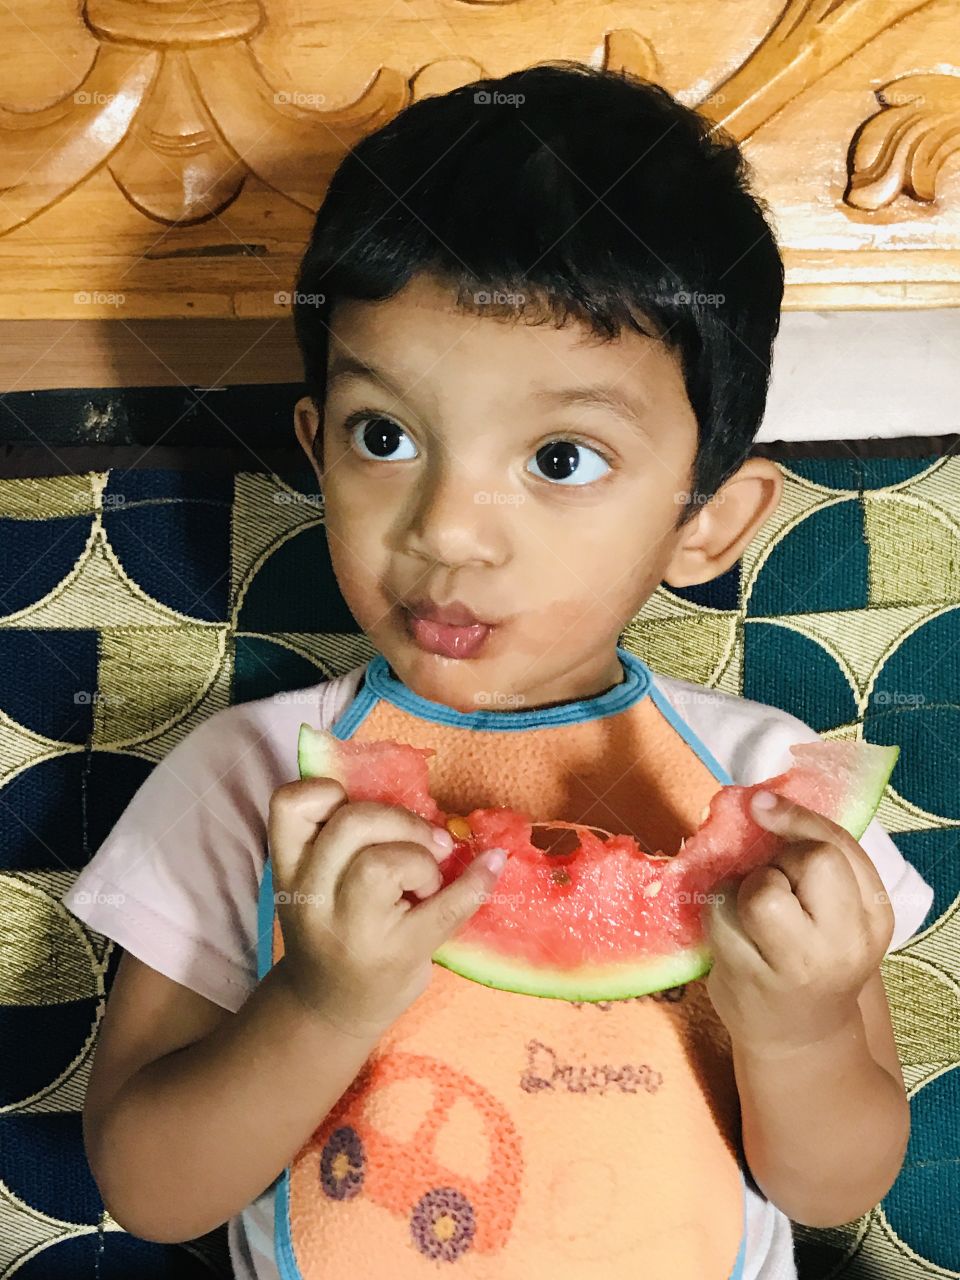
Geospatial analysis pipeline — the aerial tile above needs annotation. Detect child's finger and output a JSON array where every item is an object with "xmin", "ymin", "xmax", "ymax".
[
  {"xmin": 751, "ymin": 791, "xmax": 893, "ymax": 951},
  {"xmin": 407, "ymin": 849, "xmax": 508, "ymax": 954},
  {"xmin": 704, "ymin": 879, "xmax": 769, "ymax": 976},
  {"xmin": 338, "ymin": 841, "xmax": 444, "ymax": 930},
  {"xmin": 749, "ymin": 790, "xmax": 849, "ymax": 849},
  {"xmin": 267, "ymin": 776, "xmax": 349, "ymax": 888},
  {"xmin": 732, "ymin": 863, "xmax": 813, "ymax": 970},
  {"xmin": 762, "ymin": 841, "xmax": 861, "ymax": 941},
  {"xmin": 303, "ymin": 800, "xmax": 453, "ymax": 903}
]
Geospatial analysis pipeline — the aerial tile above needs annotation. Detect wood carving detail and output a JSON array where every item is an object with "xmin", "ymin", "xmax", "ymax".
[
  {"xmin": 846, "ymin": 74, "xmax": 960, "ymax": 209},
  {"xmin": 0, "ymin": 0, "xmax": 951, "ymax": 235},
  {"xmin": 0, "ymin": 0, "xmax": 956, "ymax": 316},
  {"xmin": 0, "ymin": 0, "xmax": 409, "ymax": 232},
  {"xmin": 695, "ymin": 0, "xmax": 938, "ymax": 141}
]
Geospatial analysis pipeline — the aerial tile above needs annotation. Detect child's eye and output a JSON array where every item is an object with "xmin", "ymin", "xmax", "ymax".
[
  {"xmin": 342, "ymin": 413, "xmax": 418, "ymax": 461},
  {"xmin": 526, "ymin": 440, "xmax": 612, "ymax": 486}
]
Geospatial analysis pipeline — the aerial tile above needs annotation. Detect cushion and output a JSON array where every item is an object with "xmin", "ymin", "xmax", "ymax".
[{"xmin": 0, "ymin": 387, "xmax": 957, "ymax": 1279}]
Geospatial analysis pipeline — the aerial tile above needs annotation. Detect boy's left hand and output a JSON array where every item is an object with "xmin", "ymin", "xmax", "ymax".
[{"xmin": 703, "ymin": 790, "xmax": 896, "ymax": 1056}]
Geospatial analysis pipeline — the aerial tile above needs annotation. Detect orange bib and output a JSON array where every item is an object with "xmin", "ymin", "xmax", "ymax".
[{"xmin": 257, "ymin": 648, "xmax": 749, "ymax": 1279}]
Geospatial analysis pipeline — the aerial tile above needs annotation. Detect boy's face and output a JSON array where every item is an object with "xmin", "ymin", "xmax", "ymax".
[{"xmin": 295, "ymin": 274, "xmax": 749, "ymax": 713}]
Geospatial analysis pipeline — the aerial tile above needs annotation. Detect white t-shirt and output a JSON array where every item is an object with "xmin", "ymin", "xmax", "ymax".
[{"xmin": 63, "ymin": 654, "xmax": 935, "ymax": 1280}]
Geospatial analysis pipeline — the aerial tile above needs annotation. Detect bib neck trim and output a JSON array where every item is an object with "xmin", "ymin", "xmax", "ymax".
[{"xmin": 358, "ymin": 644, "xmax": 652, "ymax": 731}]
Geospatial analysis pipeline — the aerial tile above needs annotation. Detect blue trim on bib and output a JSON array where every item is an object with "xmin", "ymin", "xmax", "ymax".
[
  {"xmin": 328, "ymin": 665, "xmax": 381, "ymax": 741},
  {"xmin": 645, "ymin": 681, "xmax": 734, "ymax": 786},
  {"xmin": 256, "ymin": 858, "xmax": 275, "ymax": 983},
  {"xmin": 347, "ymin": 644, "xmax": 651, "ymax": 731},
  {"xmin": 728, "ymin": 1165, "xmax": 748, "ymax": 1279},
  {"xmin": 274, "ymin": 1169, "xmax": 302, "ymax": 1280}
]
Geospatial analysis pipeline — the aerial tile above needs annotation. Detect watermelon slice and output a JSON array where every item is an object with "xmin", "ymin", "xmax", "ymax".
[{"xmin": 297, "ymin": 725, "xmax": 898, "ymax": 1001}]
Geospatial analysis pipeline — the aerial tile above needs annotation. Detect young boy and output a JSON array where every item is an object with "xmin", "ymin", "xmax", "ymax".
[{"xmin": 65, "ymin": 62, "xmax": 934, "ymax": 1280}]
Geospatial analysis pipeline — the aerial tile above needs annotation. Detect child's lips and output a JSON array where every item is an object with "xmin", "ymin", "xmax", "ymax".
[{"xmin": 403, "ymin": 608, "xmax": 494, "ymax": 658}]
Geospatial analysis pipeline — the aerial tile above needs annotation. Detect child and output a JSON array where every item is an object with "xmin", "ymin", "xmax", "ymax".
[{"xmin": 65, "ymin": 62, "xmax": 934, "ymax": 1280}]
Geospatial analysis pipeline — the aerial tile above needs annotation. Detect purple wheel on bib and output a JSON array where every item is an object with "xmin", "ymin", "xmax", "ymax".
[
  {"xmin": 410, "ymin": 1186, "xmax": 476, "ymax": 1260},
  {"xmin": 319, "ymin": 1126, "xmax": 365, "ymax": 1200}
]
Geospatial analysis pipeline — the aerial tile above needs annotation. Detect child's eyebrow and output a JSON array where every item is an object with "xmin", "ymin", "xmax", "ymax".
[
  {"xmin": 532, "ymin": 386, "xmax": 653, "ymax": 437},
  {"xmin": 327, "ymin": 354, "xmax": 403, "ymax": 397}
]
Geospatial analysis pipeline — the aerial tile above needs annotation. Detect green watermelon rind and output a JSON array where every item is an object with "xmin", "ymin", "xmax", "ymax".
[
  {"xmin": 789, "ymin": 740, "xmax": 899, "ymax": 843},
  {"xmin": 298, "ymin": 725, "xmax": 341, "ymax": 781},
  {"xmin": 296, "ymin": 723, "xmax": 901, "ymax": 1001},
  {"xmin": 431, "ymin": 938, "xmax": 713, "ymax": 1002},
  {"xmin": 431, "ymin": 739, "xmax": 900, "ymax": 1001}
]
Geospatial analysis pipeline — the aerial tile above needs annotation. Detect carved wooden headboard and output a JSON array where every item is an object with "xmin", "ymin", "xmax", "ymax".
[{"xmin": 1, "ymin": 0, "xmax": 958, "ymax": 388}]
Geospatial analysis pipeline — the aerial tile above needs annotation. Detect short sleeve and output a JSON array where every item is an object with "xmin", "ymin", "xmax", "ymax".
[
  {"xmin": 60, "ymin": 674, "xmax": 352, "ymax": 1012},
  {"xmin": 649, "ymin": 673, "xmax": 937, "ymax": 959}
]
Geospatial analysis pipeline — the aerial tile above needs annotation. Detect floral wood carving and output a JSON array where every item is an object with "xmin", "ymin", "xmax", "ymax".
[
  {"xmin": 0, "ymin": 0, "xmax": 409, "ymax": 232},
  {"xmin": 693, "ymin": 0, "xmax": 938, "ymax": 141},
  {"xmin": 0, "ymin": 0, "xmax": 956, "ymax": 315},
  {"xmin": 0, "ymin": 0, "xmax": 948, "ymax": 233},
  {"xmin": 845, "ymin": 73, "xmax": 960, "ymax": 209}
]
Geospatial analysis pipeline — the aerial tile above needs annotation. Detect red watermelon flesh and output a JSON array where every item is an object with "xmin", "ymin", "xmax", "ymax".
[{"xmin": 298, "ymin": 725, "xmax": 899, "ymax": 1001}]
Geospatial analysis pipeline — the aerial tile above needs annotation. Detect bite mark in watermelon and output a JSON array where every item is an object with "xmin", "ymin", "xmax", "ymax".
[{"xmin": 297, "ymin": 725, "xmax": 898, "ymax": 1002}]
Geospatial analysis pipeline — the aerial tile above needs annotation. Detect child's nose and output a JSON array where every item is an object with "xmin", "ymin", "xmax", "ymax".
[{"xmin": 403, "ymin": 466, "xmax": 508, "ymax": 567}]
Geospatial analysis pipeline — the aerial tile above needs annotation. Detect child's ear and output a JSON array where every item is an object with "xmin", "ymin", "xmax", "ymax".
[
  {"xmin": 662, "ymin": 457, "xmax": 783, "ymax": 588},
  {"xmin": 294, "ymin": 396, "xmax": 323, "ymax": 478}
]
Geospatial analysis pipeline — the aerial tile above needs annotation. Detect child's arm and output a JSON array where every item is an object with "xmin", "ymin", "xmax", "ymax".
[
  {"xmin": 83, "ymin": 778, "xmax": 505, "ymax": 1244},
  {"xmin": 83, "ymin": 952, "xmax": 384, "ymax": 1243},
  {"xmin": 703, "ymin": 790, "xmax": 910, "ymax": 1228},
  {"xmin": 729, "ymin": 968, "xmax": 909, "ymax": 1227}
]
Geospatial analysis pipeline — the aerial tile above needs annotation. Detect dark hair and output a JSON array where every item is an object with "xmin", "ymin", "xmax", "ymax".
[{"xmin": 293, "ymin": 60, "xmax": 784, "ymax": 526}]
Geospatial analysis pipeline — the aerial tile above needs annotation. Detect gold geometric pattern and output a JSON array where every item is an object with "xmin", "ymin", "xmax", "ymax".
[{"xmin": 0, "ymin": 454, "xmax": 957, "ymax": 1277}]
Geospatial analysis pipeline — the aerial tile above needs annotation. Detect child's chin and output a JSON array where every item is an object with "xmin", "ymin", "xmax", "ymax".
[{"xmin": 393, "ymin": 649, "xmax": 501, "ymax": 708}]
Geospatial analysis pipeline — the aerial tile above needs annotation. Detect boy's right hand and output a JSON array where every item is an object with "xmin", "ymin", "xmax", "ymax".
[{"xmin": 267, "ymin": 778, "xmax": 507, "ymax": 1038}]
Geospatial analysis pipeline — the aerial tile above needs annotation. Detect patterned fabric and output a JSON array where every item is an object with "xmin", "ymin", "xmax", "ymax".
[{"xmin": 0, "ymin": 447, "xmax": 957, "ymax": 1279}]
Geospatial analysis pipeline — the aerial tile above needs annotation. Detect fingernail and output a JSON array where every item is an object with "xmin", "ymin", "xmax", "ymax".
[
  {"xmin": 752, "ymin": 790, "xmax": 777, "ymax": 812},
  {"xmin": 432, "ymin": 826, "xmax": 454, "ymax": 851},
  {"xmin": 478, "ymin": 847, "xmax": 507, "ymax": 874}
]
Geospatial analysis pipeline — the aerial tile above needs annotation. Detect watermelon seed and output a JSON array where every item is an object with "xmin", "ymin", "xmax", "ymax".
[{"xmin": 551, "ymin": 868, "xmax": 571, "ymax": 885}]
